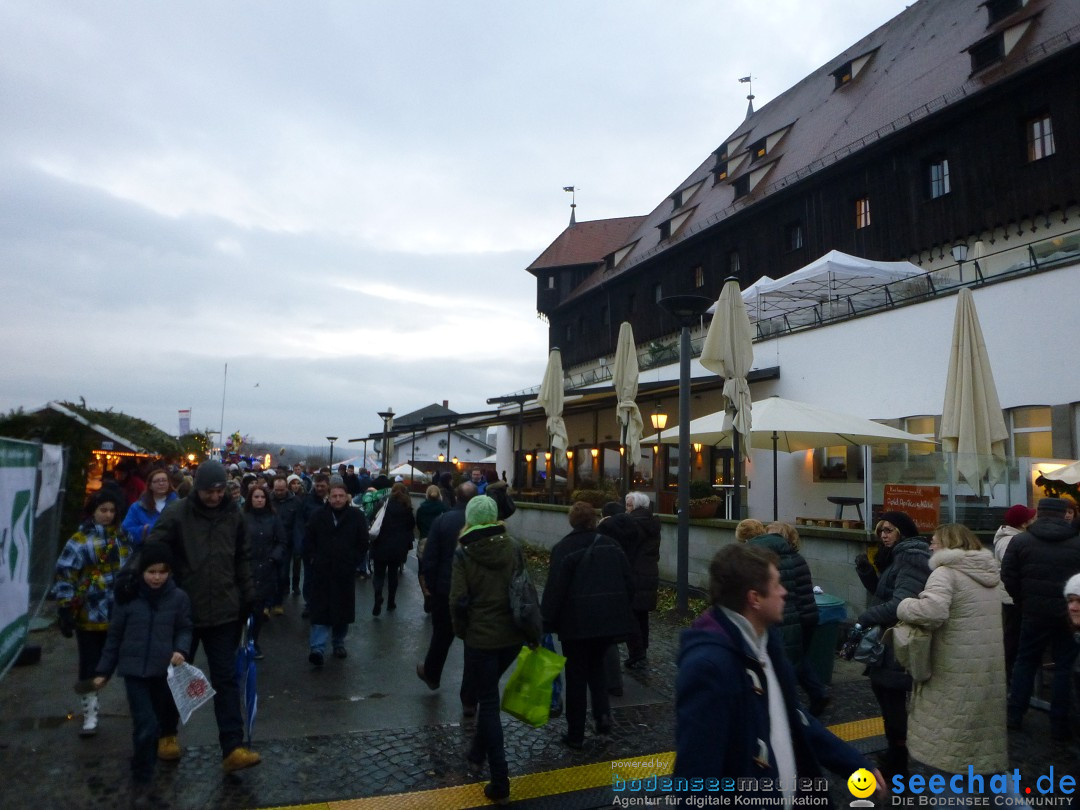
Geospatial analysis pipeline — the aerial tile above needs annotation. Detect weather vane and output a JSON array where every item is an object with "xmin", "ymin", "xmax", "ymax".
[
  {"xmin": 563, "ymin": 186, "xmax": 578, "ymax": 225},
  {"xmin": 739, "ymin": 75, "xmax": 756, "ymax": 117}
]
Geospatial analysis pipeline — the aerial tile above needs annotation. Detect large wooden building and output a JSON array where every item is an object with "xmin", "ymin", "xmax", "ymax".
[
  {"xmin": 530, "ymin": 0, "xmax": 1079, "ymax": 370},
  {"xmin": 495, "ymin": 0, "xmax": 1080, "ymax": 522}
]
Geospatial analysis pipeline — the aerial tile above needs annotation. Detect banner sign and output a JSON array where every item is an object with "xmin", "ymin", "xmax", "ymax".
[
  {"xmin": 883, "ymin": 483, "xmax": 941, "ymax": 534},
  {"xmin": 0, "ymin": 439, "xmax": 40, "ymax": 675}
]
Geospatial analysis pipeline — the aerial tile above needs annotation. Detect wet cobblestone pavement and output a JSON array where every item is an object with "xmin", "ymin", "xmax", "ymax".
[{"xmin": 1, "ymin": 556, "xmax": 1077, "ymax": 809}]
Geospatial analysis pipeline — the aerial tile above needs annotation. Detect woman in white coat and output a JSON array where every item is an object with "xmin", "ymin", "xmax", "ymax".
[{"xmin": 896, "ymin": 523, "xmax": 1008, "ymax": 775}]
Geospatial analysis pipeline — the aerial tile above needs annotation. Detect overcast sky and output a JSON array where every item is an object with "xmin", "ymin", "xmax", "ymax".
[{"xmin": 1, "ymin": 1, "xmax": 912, "ymax": 448}]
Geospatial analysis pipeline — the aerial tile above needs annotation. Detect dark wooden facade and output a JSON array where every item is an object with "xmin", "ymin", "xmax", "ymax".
[{"xmin": 537, "ymin": 29, "xmax": 1080, "ymax": 369}]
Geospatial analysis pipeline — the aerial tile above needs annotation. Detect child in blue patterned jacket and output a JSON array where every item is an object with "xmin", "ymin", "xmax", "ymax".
[{"xmin": 51, "ymin": 489, "xmax": 134, "ymax": 736}]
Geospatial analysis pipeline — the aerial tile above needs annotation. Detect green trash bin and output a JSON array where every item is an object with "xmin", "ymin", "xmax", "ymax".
[{"xmin": 805, "ymin": 593, "xmax": 847, "ymax": 686}]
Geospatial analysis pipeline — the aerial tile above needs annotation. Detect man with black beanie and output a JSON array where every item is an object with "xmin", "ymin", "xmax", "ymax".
[
  {"xmin": 146, "ymin": 459, "xmax": 260, "ymax": 771},
  {"xmin": 1001, "ymin": 496, "xmax": 1080, "ymax": 740}
]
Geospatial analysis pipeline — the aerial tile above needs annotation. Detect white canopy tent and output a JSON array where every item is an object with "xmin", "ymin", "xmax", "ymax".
[{"xmin": 724, "ymin": 250, "xmax": 925, "ymax": 327}]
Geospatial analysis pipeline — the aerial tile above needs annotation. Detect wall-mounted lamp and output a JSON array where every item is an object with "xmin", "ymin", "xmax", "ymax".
[
  {"xmin": 619, "ymin": 446, "xmax": 625, "ymax": 456},
  {"xmin": 951, "ymin": 242, "xmax": 969, "ymax": 281},
  {"xmin": 653, "ymin": 444, "xmax": 660, "ymax": 454},
  {"xmin": 452, "ymin": 456, "xmax": 459, "ymax": 465},
  {"xmin": 590, "ymin": 448, "xmax": 599, "ymax": 458},
  {"xmin": 693, "ymin": 442, "xmax": 703, "ymax": 454},
  {"xmin": 565, "ymin": 450, "xmax": 574, "ymax": 460},
  {"xmin": 438, "ymin": 453, "xmax": 445, "ymax": 462},
  {"xmin": 525, "ymin": 453, "xmax": 533, "ymax": 463}
]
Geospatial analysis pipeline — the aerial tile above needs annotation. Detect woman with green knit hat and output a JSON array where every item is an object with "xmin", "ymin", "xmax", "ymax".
[{"xmin": 449, "ymin": 495, "xmax": 528, "ymax": 805}]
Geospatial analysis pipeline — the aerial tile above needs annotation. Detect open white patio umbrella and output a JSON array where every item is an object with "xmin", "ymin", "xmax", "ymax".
[
  {"xmin": 940, "ymin": 288, "xmax": 1009, "ymax": 514},
  {"xmin": 642, "ymin": 396, "xmax": 930, "ymax": 520},
  {"xmin": 700, "ymin": 278, "xmax": 754, "ymax": 517},
  {"xmin": 537, "ymin": 348, "xmax": 568, "ymax": 471},
  {"xmin": 612, "ymin": 322, "xmax": 644, "ymax": 481}
]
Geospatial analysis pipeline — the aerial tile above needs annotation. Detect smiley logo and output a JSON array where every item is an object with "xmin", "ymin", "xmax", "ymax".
[{"xmin": 848, "ymin": 768, "xmax": 876, "ymax": 799}]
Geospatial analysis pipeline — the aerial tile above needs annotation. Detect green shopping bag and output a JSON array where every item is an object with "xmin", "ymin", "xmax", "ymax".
[{"xmin": 500, "ymin": 644, "xmax": 567, "ymax": 727}]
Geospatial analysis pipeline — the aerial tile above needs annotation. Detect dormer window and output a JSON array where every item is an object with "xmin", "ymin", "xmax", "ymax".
[
  {"xmin": 970, "ymin": 34, "xmax": 1004, "ymax": 72},
  {"xmin": 967, "ymin": 16, "xmax": 1037, "ymax": 74},
  {"xmin": 831, "ymin": 49, "xmax": 877, "ymax": 89},
  {"xmin": 733, "ymin": 176, "xmax": 750, "ymax": 199},
  {"xmin": 672, "ymin": 180, "xmax": 704, "ymax": 210},
  {"xmin": 714, "ymin": 160, "xmax": 729, "ymax": 182},
  {"xmin": 748, "ymin": 138, "xmax": 767, "ymax": 163},
  {"xmin": 986, "ymin": 0, "xmax": 1023, "ymax": 26},
  {"xmin": 658, "ymin": 220, "xmax": 671, "ymax": 240},
  {"xmin": 657, "ymin": 210, "xmax": 695, "ymax": 241},
  {"xmin": 833, "ymin": 62, "xmax": 853, "ymax": 88}
]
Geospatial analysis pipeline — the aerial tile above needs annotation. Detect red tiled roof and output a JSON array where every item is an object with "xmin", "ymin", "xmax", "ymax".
[{"xmin": 526, "ymin": 216, "xmax": 647, "ymax": 273}]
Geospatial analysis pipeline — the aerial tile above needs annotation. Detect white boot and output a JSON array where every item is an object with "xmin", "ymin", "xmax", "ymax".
[{"xmin": 80, "ymin": 694, "xmax": 98, "ymax": 737}]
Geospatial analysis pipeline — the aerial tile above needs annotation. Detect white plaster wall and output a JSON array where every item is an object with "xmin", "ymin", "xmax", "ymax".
[{"xmin": 744, "ymin": 265, "xmax": 1080, "ymax": 522}]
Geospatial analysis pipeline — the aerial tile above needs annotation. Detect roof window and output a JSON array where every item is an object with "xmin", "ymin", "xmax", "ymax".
[
  {"xmin": 986, "ymin": 0, "xmax": 1023, "ymax": 26},
  {"xmin": 831, "ymin": 49, "xmax": 877, "ymax": 89}
]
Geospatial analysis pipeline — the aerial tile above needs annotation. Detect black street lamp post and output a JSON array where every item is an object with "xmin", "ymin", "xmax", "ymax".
[
  {"xmin": 377, "ymin": 408, "xmax": 395, "ymax": 474},
  {"xmin": 326, "ymin": 436, "xmax": 338, "ymax": 468},
  {"xmin": 658, "ymin": 294, "xmax": 713, "ymax": 613}
]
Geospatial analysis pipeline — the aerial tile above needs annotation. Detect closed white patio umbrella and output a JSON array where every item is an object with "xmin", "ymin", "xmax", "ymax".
[
  {"xmin": 612, "ymin": 322, "xmax": 644, "ymax": 487},
  {"xmin": 700, "ymin": 278, "xmax": 754, "ymax": 517},
  {"xmin": 536, "ymin": 348, "xmax": 568, "ymax": 491},
  {"xmin": 940, "ymin": 288, "xmax": 1009, "ymax": 516}
]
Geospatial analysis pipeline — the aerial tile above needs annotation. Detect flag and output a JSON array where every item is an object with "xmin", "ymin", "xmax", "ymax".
[
  {"xmin": 738, "ymin": 76, "xmax": 751, "ymax": 83},
  {"xmin": 563, "ymin": 186, "xmax": 575, "ymax": 192}
]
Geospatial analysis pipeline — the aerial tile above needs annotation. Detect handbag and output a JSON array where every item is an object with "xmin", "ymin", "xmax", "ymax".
[
  {"xmin": 368, "ymin": 500, "xmax": 387, "ymax": 540},
  {"xmin": 542, "ymin": 633, "xmax": 563, "ymax": 717},
  {"xmin": 508, "ymin": 544, "xmax": 543, "ymax": 643},
  {"xmin": 500, "ymin": 644, "xmax": 567, "ymax": 727},
  {"xmin": 884, "ymin": 621, "xmax": 932, "ymax": 682},
  {"xmin": 852, "ymin": 625, "xmax": 886, "ymax": 666}
]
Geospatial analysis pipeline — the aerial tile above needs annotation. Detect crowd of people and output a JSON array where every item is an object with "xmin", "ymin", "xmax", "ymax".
[{"xmin": 49, "ymin": 456, "xmax": 1080, "ymax": 806}]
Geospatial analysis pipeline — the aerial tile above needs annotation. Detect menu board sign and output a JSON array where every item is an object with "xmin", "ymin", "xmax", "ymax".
[{"xmin": 883, "ymin": 484, "xmax": 940, "ymax": 534}]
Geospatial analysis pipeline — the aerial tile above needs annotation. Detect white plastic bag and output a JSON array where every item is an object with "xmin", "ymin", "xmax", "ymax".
[{"xmin": 167, "ymin": 662, "xmax": 216, "ymax": 725}]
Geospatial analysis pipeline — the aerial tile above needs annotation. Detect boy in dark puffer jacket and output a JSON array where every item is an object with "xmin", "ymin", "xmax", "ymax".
[{"xmin": 94, "ymin": 543, "xmax": 192, "ymax": 808}]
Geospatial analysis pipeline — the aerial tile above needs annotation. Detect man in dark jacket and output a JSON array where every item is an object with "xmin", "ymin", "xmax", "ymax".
[
  {"xmin": 675, "ymin": 543, "xmax": 881, "ymax": 803},
  {"xmin": 270, "ymin": 476, "xmax": 300, "ymax": 613},
  {"xmin": 295, "ymin": 472, "xmax": 329, "ymax": 616},
  {"xmin": 305, "ymin": 479, "xmax": 368, "ymax": 664},
  {"xmin": 624, "ymin": 491, "xmax": 661, "ymax": 668},
  {"xmin": 1001, "ymin": 496, "xmax": 1080, "ymax": 739},
  {"xmin": 416, "ymin": 482, "xmax": 476, "ymax": 712},
  {"xmin": 146, "ymin": 460, "xmax": 260, "ymax": 772}
]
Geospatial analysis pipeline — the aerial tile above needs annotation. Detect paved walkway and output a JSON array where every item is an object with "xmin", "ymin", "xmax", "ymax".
[{"xmin": 0, "ymin": 555, "xmax": 1075, "ymax": 809}]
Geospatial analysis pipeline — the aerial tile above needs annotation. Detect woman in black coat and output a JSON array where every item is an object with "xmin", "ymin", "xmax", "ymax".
[
  {"xmin": 541, "ymin": 502, "xmax": 636, "ymax": 748},
  {"xmin": 305, "ymin": 482, "xmax": 369, "ymax": 663},
  {"xmin": 371, "ymin": 482, "xmax": 415, "ymax": 615},
  {"xmin": 242, "ymin": 485, "xmax": 288, "ymax": 657},
  {"xmin": 851, "ymin": 510, "xmax": 930, "ymax": 779}
]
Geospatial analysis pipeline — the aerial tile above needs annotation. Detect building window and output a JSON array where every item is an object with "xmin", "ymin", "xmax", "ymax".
[
  {"xmin": 733, "ymin": 176, "xmax": 750, "ymax": 199},
  {"xmin": 970, "ymin": 35, "xmax": 1004, "ymax": 72},
  {"xmin": 565, "ymin": 323, "xmax": 572, "ymax": 343},
  {"xmin": 714, "ymin": 160, "xmax": 728, "ymax": 182},
  {"xmin": 1010, "ymin": 406, "xmax": 1052, "ymax": 457},
  {"xmin": 832, "ymin": 61, "xmax": 853, "ymax": 88},
  {"xmin": 601, "ymin": 304, "xmax": 610, "ymax": 327},
  {"xmin": 855, "ymin": 197, "xmax": 871, "ymax": 229},
  {"xmin": 658, "ymin": 220, "xmax": 671, "ymax": 240},
  {"xmin": 928, "ymin": 158, "xmax": 951, "ymax": 199},
  {"xmin": 785, "ymin": 222, "xmax": 804, "ymax": 252},
  {"xmin": 627, "ymin": 292, "xmax": 637, "ymax": 313},
  {"xmin": 693, "ymin": 266, "xmax": 704, "ymax": 288},
  {"xmin": 547, "ymin": 275, "xmax": 556, "ymax": 289},
  {"xmin": 653, "ymin": 282, "xmax": 662, "ymax": 303},
  {"xmin": 728, "ymin": 251, "xmax": 740, "ymax": 276},
  {"xmin": 748, "ymin": 138, "xmax": 767, "ymax": 162},
  {"xmin": 1026, "ymin": 114, "xmax": 1055, "ymax": 162},
  {"xmin": 986, "ymin": 0, "xmax": 1022, "ymax": 25}
]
